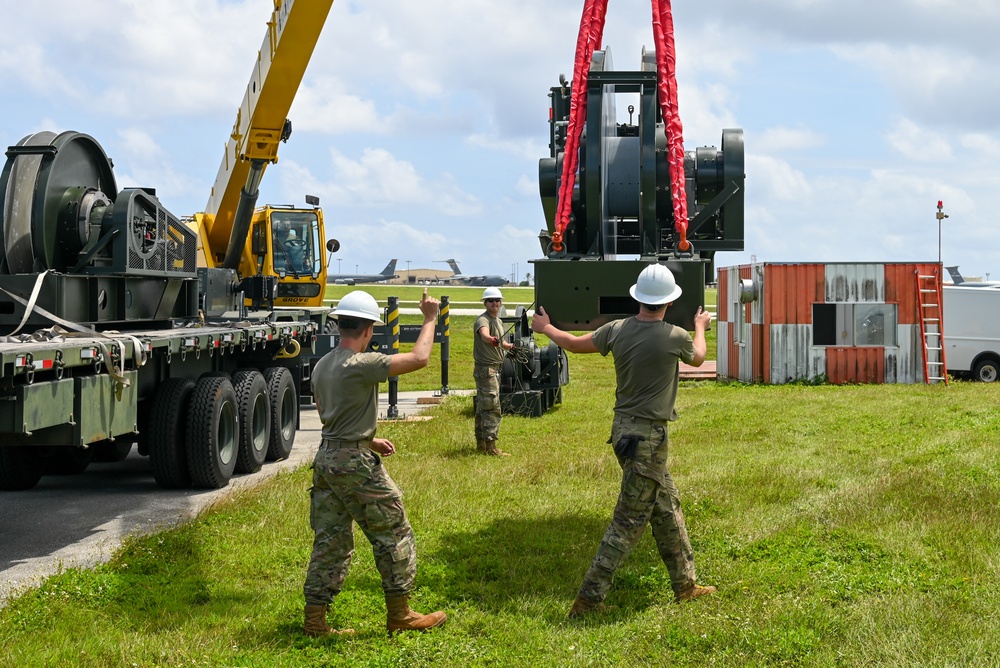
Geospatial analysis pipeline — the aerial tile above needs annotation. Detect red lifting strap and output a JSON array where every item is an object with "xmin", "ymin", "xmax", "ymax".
[{"xmin": 552, "ymin": 0, "xmax": 689, "ymax": 254}]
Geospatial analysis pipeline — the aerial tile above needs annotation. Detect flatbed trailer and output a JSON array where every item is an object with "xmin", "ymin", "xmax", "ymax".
[
  {"xmin": 0, "ymin": 1, "xmax": 342, "ymax": 493},
  {"xmin": 0, "ymin": 309, "xmax": 321, "ymax": 491}
]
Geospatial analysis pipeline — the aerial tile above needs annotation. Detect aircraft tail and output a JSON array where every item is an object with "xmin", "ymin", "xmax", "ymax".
[
  {"xmin": 945, "ymin": 265, "xmax": 964, "ymax": 285},
  {"xmin": 444, "ymin": 259, "xmax": 461, "ymax": 275},
  {"xmin": 381, "ymin": 259, "xmax": 398, "ymax": 276}
]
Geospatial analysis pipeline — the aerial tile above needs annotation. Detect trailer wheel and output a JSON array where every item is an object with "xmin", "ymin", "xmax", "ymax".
[
  {"xmin": 974, "ymin": 359, "xmax": 1000, "ymax": 383},
  {"xmin": 186, "ymin": 376, "xmax": 239, "ymax": 489},
  {"xmin": 91, "ymin": 440, "xmax": 133, "ymax": 463},
  {"xmin": 0, "ymin": 446, "xmax": 44, "ymax": 491},
  {"xmin": 264, "ymin": 367, "xmax": 296, "ymax": 461},
  {"xmin": 232, "ymin": 370, "xmax": 270, "ymax": 474},
  {"xmin": 44, "ymin": 446, "xmax": 93, "ymax": 475},
  {"xmin": 147, "ymin": 378, "xmax": 196, "ymax": 489}
]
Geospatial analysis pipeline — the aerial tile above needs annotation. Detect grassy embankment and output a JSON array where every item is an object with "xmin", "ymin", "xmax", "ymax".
[{"xmin": 1, "ymin": 287, "xmax": 999, "ymax": 666}]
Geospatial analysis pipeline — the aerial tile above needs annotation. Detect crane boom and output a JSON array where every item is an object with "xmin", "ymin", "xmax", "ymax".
[{"xmin": 200, "ymin": 0, "xmax": 335, "ymax": 259}]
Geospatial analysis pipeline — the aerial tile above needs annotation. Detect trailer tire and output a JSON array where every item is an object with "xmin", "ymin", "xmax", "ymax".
[
  {"xmin": 974, "ymin": 359, "xmax": 1000, "ymax": 383},
  {"xmin": 264, "ymin": 366, "xmax": 296, "ymax": 461},
  {"xmin": 44, "ymin": 446, "xmax": 93, "ymax": 475},
  {"xmin": 91, "ymin": 440, "xmax": 133, "ymax": 463},
  {"xmin": 147, "ymin": 378, "xmax": 196, "ymax": 489},
  {"xmin": 232, "ymin": 370, "xmax": 270, "ymax": 474},
  {"xmin": 186, "ymin": 376, "xmax": 239, "ymax": 489},
  {"xmin": 0, "ymin": 446, "xmax": 44, "ymax": 491}
]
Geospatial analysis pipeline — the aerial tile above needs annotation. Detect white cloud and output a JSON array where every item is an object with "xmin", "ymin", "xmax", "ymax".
[
  {"xmin": 333, "ymin": 218, "xmax": 450, "ymax": 259},
  {"xmin": 515, "ymin": 175, "xmax": 537, "ymax": 198},
  {"xmin": 278, "ymin": 148, "xmax": 482, "ymax": 218},
  {"xmin": 467, "ymin": 134, "xmax": 546, "ymax": 161},
  {"xmin": 959, "ymin": 133, "xmax": 1000, "ymax": 160},
  {"xmin": 112, "ymin": 128, "xmax": 203, "ymax": 206},
  {"xmin": 886, "ymin": 117, "xmax": 953, "ymax": 162},
  {"xmin": 746, "ymin": 155, "xmax": 813, "ymax": 202},
  {"xmin": 755, "ymin": 126, "xmax": 826, "ymax": 153},
  {"xmin": 290, "ymin": 79, "xmax": 386, "ymax": 135}
]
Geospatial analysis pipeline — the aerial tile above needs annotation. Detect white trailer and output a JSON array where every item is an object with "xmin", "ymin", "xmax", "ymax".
[{"xmin": 942, "ymin": 284, "xmax": 1000, "ymax": 381}]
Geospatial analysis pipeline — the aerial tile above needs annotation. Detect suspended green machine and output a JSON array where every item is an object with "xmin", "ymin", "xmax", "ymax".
[{"xmin": 532, "ymin": 48, "xmax": 745, "ymax": 331}]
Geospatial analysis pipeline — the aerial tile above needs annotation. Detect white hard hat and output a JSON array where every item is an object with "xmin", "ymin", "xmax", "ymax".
[
  {"xmin": 629, "ymin": 264, "xmax": 682, "ymax": 305},
  {"xmin": 333, "ymin": 290, "xmax": 384, "ymax": 324},
  {"xmin": 482, "ymin": 287, "xmax": 503, "ymax": 301}
]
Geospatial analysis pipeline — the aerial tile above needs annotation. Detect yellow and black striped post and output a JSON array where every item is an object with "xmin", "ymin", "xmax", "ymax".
[
  {"xmin": 438, "ymin": 295, "xmax": 450, "ymax": 395},
  {"xmin": 386, "ymin": 295, "xmax": 400, "ymax": 418}
]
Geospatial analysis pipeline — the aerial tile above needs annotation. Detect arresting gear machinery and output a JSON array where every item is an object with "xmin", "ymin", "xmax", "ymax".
[
  {"xmin": 532, "ymin": 0, "xmax": 745, "ymax": 332},
  {"xmin": 498, "ymin": 306, "xmax": 569, "ymax": 417}
]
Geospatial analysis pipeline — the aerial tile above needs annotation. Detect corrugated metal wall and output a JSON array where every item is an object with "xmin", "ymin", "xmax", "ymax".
[
  {"xmin": 767, "ymin": 263, "xmax": 826, "ymax": 325},
  {"xmin": 717, "ymin": 266, "xmax": 734, "ymax": 380},
  {"xmin": 826, "ymin": 347, "xmax": 885, "ymax": 384},
  {"xmin": 716, "ymin": 264, "xmax": 764, "ymax": 382},
  {"xmin": 769, "ymin": 324, "xmax": 825, "ymax": 384},
  {"xmin": 764, "ymin": 264, "xmax": 825, "ymax": 384},
  {"xmin": 716, "ymin": 262, "xmax": 940, "ymax": 384}
]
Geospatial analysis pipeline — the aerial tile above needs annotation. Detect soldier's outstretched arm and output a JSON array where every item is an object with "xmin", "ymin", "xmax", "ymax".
[
  {"xmin": 390, "ymin": 288, "xmax": 440, "ymax": 376},
  {"xmin": 690, "ymin": 306, "xmax": 710, "ymax": 367},
  {"xmin": 531, "ymin": 306, "xmax": 598, "ymax": 354}
]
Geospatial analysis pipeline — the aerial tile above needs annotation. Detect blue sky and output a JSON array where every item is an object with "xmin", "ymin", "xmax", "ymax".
[{"xmin": 2, "ymin": 0, "xmax": 999, "ymax": 282}]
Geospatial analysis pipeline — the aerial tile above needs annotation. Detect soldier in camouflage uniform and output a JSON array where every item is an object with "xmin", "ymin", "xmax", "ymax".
[
  {"xmin": 302, "ymin": 288, "xmax": 448, "ymax": 636},
  {"xmin": 473, "ymin": 287, "xmax": 514, "ymax": 456},
  {"xmin": 531, "ymin": 265, "xmax": 716, "ymax": 617}
]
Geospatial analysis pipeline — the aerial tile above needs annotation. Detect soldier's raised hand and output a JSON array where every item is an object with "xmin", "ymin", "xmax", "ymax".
[
  {"xmin": 693, "ymin": 306, "xmax": 712, "ymax": 331},
  {"xmin": 531, "ymin": 305, "xmax": 551, "ymax": 333},
  {"xmin": 419, "ymin": 287, "xmax": 439, "ymax": 321}
]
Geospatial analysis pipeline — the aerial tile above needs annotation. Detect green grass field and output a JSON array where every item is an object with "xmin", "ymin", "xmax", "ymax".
[{"xmin": 2, "ymin": 293, "xmax": 998, "ymax": 667}]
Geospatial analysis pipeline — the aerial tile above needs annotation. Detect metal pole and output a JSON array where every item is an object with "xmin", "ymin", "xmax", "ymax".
[
  {"xmin": 936, "ymin": 200, "xmax": 948, "ymax": 265},
  {"xmin": 386, "ymin": 295, "xmax": 400, "ymax": 418},
  {"xmin": 439, "ymin": 295, "xmax": 450, "ymax": 395}
]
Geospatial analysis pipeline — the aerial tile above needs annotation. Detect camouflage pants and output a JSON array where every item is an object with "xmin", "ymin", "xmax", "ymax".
[
  {"xmin": 303, "ymin": 443, "xmax": 417, "ymax": 606},
  {"xmin": 576, "ymin": 414, "xmax": 697, "ymax": 603},
  {"xmin": 473, "ymin": 364, "xmax": 502, "ymax": 441}
]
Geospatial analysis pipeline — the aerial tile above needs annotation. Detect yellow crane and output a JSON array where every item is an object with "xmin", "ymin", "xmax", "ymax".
[{"xmin": 188, "ymin": 0, "xmax": 338, "ymax": 308}]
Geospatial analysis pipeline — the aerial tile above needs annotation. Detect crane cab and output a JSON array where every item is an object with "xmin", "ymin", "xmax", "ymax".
[
  {"xmin": 252, "ymin": 203, "xmax": 328, "ymax": 307},
  {"xmin": 188, "ymin": 198, "xmax": 332, "ymax": 309}
]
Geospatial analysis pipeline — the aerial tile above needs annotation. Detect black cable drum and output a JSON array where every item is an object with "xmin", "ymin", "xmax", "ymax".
[
  {"xmin": 604, "ymin": 135, "xmax": 641, "ymax": 218},
  {"xmin": 0, "ymin": 131, "xmax": 117, "ymax": 274}
]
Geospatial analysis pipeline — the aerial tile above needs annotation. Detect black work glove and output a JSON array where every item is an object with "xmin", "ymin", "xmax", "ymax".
[{"xmin": 611, "ymin": 433, "xmax": 644, "ymax": 460}]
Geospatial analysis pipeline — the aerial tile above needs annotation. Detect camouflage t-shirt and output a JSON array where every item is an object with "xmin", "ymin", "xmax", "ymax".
[
  {"xmin": 311, "ymin": 347, "xmax": 391, "ymax": 442},
  {"xmin": 592, "ymin": 316, "xmax": 695, "ymax": 422},
  {"xmin": 473, "ymin": 312, "xmax": 504, "ymax": 366}
]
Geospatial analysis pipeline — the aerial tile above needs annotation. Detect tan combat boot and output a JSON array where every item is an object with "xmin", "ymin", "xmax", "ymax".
[
  {"xmin": 675, "ymin": 583, "xmax": 717, "ymax": 603},
  {"xmin": 567, "ymin": 596, "xmax": 614, "ymax": 618},
  {"xmin": 303, "ymin": 604, "xmax": 354, "ymax": 637},
  {"xmin": 385, "ymin": 595, "xmax": 447, "ymax": 634},
  {"xmin": 476, "ymin": 438, "xmax": 489, "ymax": 453},
  {"xmin": 483, "ymin": 439, "xmax": 510, "ymax": 457}
]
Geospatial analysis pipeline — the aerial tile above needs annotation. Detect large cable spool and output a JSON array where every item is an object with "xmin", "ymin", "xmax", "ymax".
[{"xmin": 0, "ymin": 131, "xmax": 117, "ymax": 274}]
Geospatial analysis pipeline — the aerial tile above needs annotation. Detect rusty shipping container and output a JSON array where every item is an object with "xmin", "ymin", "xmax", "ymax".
[{"xmin": 716, "ymin": 262, "xmax": 944, "ymax": 384}]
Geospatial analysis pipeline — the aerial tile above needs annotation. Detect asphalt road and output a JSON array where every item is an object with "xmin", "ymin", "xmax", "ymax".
[{"xmin": 0, "ymin": 391, "xmax": 459, "ymax": 607}]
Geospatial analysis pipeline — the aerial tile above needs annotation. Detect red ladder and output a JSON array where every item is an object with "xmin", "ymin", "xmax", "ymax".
[{"xmin": 915, "ymin": 270, "xmax": 948, "ymax": 384}]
